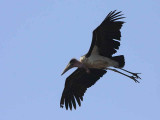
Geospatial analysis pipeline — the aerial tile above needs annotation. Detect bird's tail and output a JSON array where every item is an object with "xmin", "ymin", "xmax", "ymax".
[{"xmin": 111, "ymin": 55, "xmax": 125, "ymax": 68}]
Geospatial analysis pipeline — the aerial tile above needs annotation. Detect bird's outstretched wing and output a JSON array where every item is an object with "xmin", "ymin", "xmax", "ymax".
[
  {"xmin": 60, "ymin": 68, "xmax": 106, "ymax": 110},
  {"xmin": 86, "ymin": 10, "xmax": 125, "ymax": 58}
]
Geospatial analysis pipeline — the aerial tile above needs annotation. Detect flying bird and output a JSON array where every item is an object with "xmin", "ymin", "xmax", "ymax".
[{"xmin": 60, "ymin": 10, "xmax": 141, "ymax": 110}]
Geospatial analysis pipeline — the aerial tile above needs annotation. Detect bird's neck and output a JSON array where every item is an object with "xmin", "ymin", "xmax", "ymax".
[{"xmin": 76, "ymin": 61, "xmax": 90, "ymax": 73}]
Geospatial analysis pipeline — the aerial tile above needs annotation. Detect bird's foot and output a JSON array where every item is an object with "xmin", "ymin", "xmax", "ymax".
[
  {"xmin": 131, "ymin": 73, "xmax": 141, "ymax": 79},
  {"xmin": 129, "ymin": 76, "xmax": 140, "ymax": 83}
]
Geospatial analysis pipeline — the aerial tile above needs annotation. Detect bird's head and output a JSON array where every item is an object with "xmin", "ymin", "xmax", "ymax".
[{"xmin": 61, "ymin": 58, "xmax": 81, "ymax": 75}]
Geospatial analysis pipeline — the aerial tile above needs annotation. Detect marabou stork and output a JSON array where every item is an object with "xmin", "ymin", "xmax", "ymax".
[{"xmin": 60, "ymin": 10, "xmax": 141, "ymax": 110}]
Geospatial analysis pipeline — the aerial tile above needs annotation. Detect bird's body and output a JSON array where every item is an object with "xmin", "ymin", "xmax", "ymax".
[
  {"xmin": 60, "ymin": 10, "xmax": 141, "ymax": 110},
  {"xmin": 80, "ymin": 46, "xmax": 119, "ymax": 69}
]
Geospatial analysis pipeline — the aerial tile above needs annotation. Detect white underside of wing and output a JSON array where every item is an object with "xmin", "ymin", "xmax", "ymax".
[{"xmin": 80, "ymin": 46, "xmax": 118, "ymax": 69}]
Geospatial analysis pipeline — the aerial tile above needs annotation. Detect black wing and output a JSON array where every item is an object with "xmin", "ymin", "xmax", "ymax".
[
  {"xmin": 86, "ymin": 10, "xmax": 125, "ymax": 58},
  {"xmin": 60, "ymin": 68, "xmax": 106, "ymax": 110}
]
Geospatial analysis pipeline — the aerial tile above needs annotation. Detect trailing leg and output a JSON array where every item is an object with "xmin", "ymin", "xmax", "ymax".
[
  {"xmin": 118, "ymin": 68, "xmax": 141, "ymax": 79},
  {"xmin": 106, "ymin": 68, "xmax": 140, "ymax": 83}
]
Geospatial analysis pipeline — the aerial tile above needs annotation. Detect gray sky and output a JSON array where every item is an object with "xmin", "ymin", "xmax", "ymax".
[{"xmin": 0, "ymin": 0, "xmax": 160, "ymax": 120}]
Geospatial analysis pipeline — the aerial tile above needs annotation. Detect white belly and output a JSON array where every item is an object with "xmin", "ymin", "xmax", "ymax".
[{"xmin": 80, "ymin": 55, "xmax": 118, "ymax": 69}]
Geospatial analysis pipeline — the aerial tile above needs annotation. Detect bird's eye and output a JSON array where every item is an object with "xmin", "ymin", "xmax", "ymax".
[{"xmin": 70, "ymin": 63, "xmax": 74, "ymax": 65}]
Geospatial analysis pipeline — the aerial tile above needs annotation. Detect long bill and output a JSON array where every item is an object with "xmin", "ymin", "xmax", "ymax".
[{"xmin": 61, "ymin": 63, "xmax": 72, "ymax": 75}]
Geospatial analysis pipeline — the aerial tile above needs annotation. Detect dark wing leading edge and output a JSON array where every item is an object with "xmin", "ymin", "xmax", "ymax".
[
  {"xmin": 86, "ymin": 10, "xmax": 125, "ymax": 58},
  {"xmin": 60, "ymin": 68, "xmax": 106, "ymax": 110}
]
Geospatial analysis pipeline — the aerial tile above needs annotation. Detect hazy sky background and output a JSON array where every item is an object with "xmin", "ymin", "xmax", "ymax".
[{"xmin": 0, "ymin": 0, "xmax": 160, "ymax": 120}]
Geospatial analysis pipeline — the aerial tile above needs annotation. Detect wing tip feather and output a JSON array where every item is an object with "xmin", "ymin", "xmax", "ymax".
[{"xmin": 106, "ymin": 10, "xmax": 125, "ymax": 22}]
